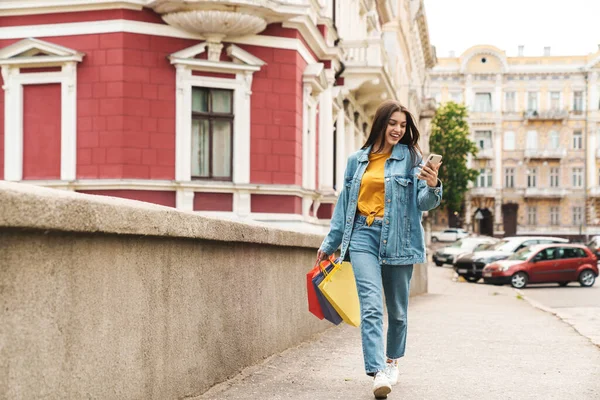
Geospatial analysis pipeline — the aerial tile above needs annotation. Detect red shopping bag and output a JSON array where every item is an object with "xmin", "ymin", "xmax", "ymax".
[{"xmin": 306, "ymin": 254, "xmax": 337, "ymax": 320}]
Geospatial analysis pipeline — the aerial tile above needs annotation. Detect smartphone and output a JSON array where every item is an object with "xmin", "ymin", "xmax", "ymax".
[{"xmin": 425, "ymin": 153, "xmax": 442, "ymax": 166}]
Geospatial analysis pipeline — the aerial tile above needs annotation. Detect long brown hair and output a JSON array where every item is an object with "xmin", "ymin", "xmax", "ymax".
[{"xmin": 362, "ymin": 100, "xmax": 422, "ymax": 167}]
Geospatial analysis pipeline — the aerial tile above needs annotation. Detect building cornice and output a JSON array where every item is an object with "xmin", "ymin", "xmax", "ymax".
[{"xmin": 0, "ymin": 0, "xmax": 147, "ymax": 16}]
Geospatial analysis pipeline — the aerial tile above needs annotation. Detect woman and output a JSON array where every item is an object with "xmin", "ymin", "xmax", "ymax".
[{"xmin": 317, "ymin": 100, "xmax": 442, "ymax": 399}]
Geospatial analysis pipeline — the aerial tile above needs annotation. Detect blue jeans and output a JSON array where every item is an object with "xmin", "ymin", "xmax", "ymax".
[{"xmin": 349, "ymin": 214, "xmax": 413, "ymax": 376}]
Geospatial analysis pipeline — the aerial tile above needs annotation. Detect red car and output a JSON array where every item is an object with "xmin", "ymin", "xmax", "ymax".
[{"xmin": 482, "ymin": 244, "xmax": 598, "ymax": 288}]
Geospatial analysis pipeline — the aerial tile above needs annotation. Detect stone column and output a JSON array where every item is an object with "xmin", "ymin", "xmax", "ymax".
[
  {"xmin": 318, "ymin": 76, "xmax": 335, "ymax": 192},
  {"xmin": 465, "ymin": 74, "xmax": 474, "ymax": 111},
  {"xmin": 335, "ymin": 108, "xmax": 346, "ymax": 190}
]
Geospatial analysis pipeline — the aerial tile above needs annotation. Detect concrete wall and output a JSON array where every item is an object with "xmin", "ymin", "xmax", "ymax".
[{"xmin": 0, "ymin": 181, "xmax": 427, "ymax": 399}]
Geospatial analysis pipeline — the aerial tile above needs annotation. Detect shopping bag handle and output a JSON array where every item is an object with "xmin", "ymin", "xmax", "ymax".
[{"xmin": 318, "ymin": 254, "xmax": 339, "ymax": 277}]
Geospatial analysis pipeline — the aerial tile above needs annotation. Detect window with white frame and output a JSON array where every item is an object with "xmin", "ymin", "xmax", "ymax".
[
  {"xmin": 573, "ymin": 206, "xmax": 583, "ymax": 226},
  {"xmin": 550, "ymin": 207, "xmax": 560, "ymax": 226},
  {"xmin": 550, "ymin": 167, "xmax": 559, "ymax": 187},
  {"xmin": 550, "ymin": 91, "xmax": 561, "ymax": 110},
  {"xmin": 573, "ymin": 91, "xmax": 583, "ymax": 112},
  {"xmin": 475, "ymin": 130, "xmax": 492, "ymax": 150},
  {"xmin": 505, "ymin": 168, "xmax": 514, "ymax": 188},
  {"xmin": 505, "ymin": 91, "xmax": 516, "ymax": 112},
  {"xmin": 527, "ymin": 206, "xmax": 537, "ymax": 225},
  {"xmin": 0, "ymin": 38, "xmax": 84, "ymax": 181},
  {"xmin": 191, "ymin": 87, "xmax": 233, "ymax": 180},
  {"xmin": 504, "ymin": 131, "xmax": 515, "ymax": 150},
  {"xmin": 549, "ymin": 130, "xmax": 560, "ymax": 149},
  {"xmin": 572, "ymin": 131, "xmax": 582, "ymax": 149},
  {"xmin": 572, "ymin": 167, "xmax": 583, "ymax": 187},
  {"xmin": 526, "ymin": 130, "xmax": 538, "ymax": 149},
  {"xmin": 527, "ymin": 91, "xmax": 538, "ymax": 112},
  {"xmin": 474, "ymin": 93, "xmax": 492, "ymax": 112},
  {"xmin": 475, "ymin": 168, "xmax": 493, "ymax": 187},
  {"xmin": 527, "ymin": 167, "xmax": 537, "ymax": 188}
]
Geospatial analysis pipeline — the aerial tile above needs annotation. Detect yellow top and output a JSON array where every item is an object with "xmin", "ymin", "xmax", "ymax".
[{"xmin": 357, "ymin": 151, "xmax": 391, "ymax": 226}]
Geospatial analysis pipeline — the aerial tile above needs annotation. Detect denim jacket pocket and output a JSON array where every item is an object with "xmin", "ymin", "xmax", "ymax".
[{"xmin": 394, "ymin": 176, "xmax": 413, "ymax": 204}]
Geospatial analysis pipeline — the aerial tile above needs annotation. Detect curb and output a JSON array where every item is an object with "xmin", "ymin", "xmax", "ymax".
[{"xmin": 514, "ymin": 288, "xmax": 600, "ymax": 349}]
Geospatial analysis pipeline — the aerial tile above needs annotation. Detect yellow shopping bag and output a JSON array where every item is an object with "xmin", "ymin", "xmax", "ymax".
[{"xmin": 318, "ymin": 259, "xmax": 361, "ymax": 327}]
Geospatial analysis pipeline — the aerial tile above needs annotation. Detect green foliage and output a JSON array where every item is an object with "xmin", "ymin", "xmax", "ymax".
[{"xmin": 429, "ymin": 101, "xmax": 479, "ymax": 213}]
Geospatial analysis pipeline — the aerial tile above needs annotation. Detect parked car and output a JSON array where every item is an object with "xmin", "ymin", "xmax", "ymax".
[
  {"xmin": 431, "ymin": 228, "xmax": 469, "ymax": 242},
  {"xmin": 453, "ymin": 236, "xmax": 569, "ymax": 283},
  {"xmin": 432, "ymin": 237, "xmax": 498, "ymax": 267},
  {"xmin": 482, "ymin": 244, "xmax": 598, "ymax": 288},
  {"xmin": 586, "ymin": 235, "xmax": 600, "ymax": 258}
]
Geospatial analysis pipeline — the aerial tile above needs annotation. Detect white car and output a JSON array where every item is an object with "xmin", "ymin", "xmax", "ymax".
[
  {"xmin": 431, "ymin": 228, "xmax": 469, "ymax": 242},
  {"xmin": 432, "ymin": 237, "xmax": 499, "ymax": 266}
]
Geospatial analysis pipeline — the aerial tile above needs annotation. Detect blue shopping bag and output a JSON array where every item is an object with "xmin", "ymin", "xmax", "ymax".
[{"xmin": 312, "ymin": 260, "xmax": 343, "ymax": 325}]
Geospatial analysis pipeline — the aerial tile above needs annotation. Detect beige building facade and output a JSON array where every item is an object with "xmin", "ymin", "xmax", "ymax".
[{"xmin": 428, "ymin": 45, "xmax": 600, "ymax": 239}]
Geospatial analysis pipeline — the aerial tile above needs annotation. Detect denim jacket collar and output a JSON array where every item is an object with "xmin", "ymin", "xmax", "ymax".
[{"xmin": 357, "ymin": 144, "xmax": 407, "ymax": 163}]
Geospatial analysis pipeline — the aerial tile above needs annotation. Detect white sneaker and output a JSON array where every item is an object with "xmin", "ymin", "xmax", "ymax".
[
  {"xmin": 384, "ymin": 362, "xmax": 399, "ymax": 385},
  {"xmin": 372, "ymin": 371, "xmax": 392, "ymax": 399}
]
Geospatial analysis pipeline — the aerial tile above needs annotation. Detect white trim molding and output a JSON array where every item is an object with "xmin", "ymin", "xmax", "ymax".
[
  {"xmin": 1, "ymin": 38, "xmax": 83, "ymax": 181},
  {"xmin": 0, "ymin": 20, "xmax": 319, "ymax": 65},
  {"xmin": 0, "ymin": 0, "xmax": 146, "ymax": 16},
  {"xmin": 170, "ymin": 42, "xmax": 265, "ymax": 212}
]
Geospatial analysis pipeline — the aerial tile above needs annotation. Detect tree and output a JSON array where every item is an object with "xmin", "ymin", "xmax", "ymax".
[{"xmin": 428, "ymin": 101, "xmax": 479, "ymax": 226}]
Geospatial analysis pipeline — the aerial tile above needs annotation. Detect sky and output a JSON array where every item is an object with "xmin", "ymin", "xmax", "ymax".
[{"xmin": 424, "ymin": 0, "xmax": 600, "ymax": 58}]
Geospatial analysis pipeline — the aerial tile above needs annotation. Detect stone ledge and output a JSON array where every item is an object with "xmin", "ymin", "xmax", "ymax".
[{"xmin": 0, "ymin": 181, "xmax": 324, "ymax": 249}]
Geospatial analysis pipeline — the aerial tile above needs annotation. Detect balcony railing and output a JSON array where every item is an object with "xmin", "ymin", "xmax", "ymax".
[
  {"xmin": 589, "ymin": 187, "xmax": 600, "ymax": 197},
  {"xmin": 523, "ymin": 109, "xmax": 569, "ymax": 121},
  {"xmin": 524, "ymin": 187, "xmax": 569, "ymax": 198},
  {"xmin": 341, "ymin": 38, "xmax": 389, "ymax": 69},
  {"xmin": 470, "ymin": 187, "xmax": 496, "ymax": 197},
  {"xmin": 474, "ymin": 148, "xmax": 493, "ymax": 159},
  {"xmin": 524, "ymin": 148, "xmax": 567, "ymax": 159}
]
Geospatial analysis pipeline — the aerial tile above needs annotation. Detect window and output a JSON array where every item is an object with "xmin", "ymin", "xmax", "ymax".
[
  {"xmin": 476, "ymin": 168, "xmax": 493, "ymax": 187},
  {"xmin": 191, "ymin": 87, "xmax": 233, "ymax": 180},
  {"xmin": 572, "ymin": 167, "xmax": 583, "ymax": 187},
  {"xmin": 550, "ymin": 91, "xmax": 561, "ymax": 110},
  {"xmin": 572, "ymin": 131, "xmax": 582, "ymax": 149},
  {"xmin": 526, "ymin": 130, "xmax": 538, "ymax": 149},
  {"xmin": 550, "ymin": 167, "xmax": 560, "ymax": 187},
  {"xmin": 450, "ymin": 91, "xmax": 463, "ymax": 103},
  {"xmin": 505, "ymin": 91, "xmax": 516, "ymax": 112},
  {"xmin": 527, "ymin": 91, "xmax": 538, "ymax": 111},
  {"xmin": 505, "ymin": 168, "xmax": 514, "ymax": 188},
  {"xmin": 431, "ymin": 91, "xmax": 441, "ymax": 104},
  {"xmin": 474, "ymin": 92, "xmax": 492, "ymax": 112},
  {"xmin": 527, "ymin": 167, "xmax": 537, "ymax": 188},
  {"xmin": 527, "ymin": 207, "xmax": 537, "ymax": 225},
  {"xmin": 504, "ymin": 131, "xmax": 515, "ymax": 150},
  {"xmin": 573, "ymin": 207, "xmax": 583, "ymax": 226},
  {"xmin": 550, "ymin": 207, "xmax": 560, "ymax": 226},
  {"xmin": 475, "ymin": 130, "xmax": 492, "ymax": 150},
  {"xmin": 573, "ymin": 91, "xmax": 583, "ymax": 112},
  {"xmin": 549, "ymin": 131, "xmax": 560, "ymax": 149}
]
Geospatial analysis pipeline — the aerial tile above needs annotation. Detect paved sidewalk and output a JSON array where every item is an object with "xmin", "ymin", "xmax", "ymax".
[{"xmin": 197, "ymin": 265, "xmax": 600, "ymax": 400}]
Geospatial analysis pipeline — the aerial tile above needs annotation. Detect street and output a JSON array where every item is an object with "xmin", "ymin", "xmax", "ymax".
[
  {"xmin": 431, "ymin": 236, "xmax": 600, "ymax": 348},
  {"xmin": 516, "ymin": 282, "xmax": 600, "ymax": 348}
]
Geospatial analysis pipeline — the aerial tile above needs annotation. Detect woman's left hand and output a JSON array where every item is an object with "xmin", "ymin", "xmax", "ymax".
[{"xmin": 418, "ymin": 162, "xmax": 441, "ymax": 188}]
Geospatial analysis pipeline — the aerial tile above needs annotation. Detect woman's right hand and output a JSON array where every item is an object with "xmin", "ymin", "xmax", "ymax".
[{"xmin": 316, "ymin": 249, "xmax": 329, "ymax": 263}]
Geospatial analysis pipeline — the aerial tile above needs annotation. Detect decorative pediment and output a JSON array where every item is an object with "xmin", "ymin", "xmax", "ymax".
[
  {"xmin": 303, "ymin": 63, "xmax": 327, "ymax": 95},
  {"xmin": 0, "ymin": 38, "xmax": 84, "ymax": 66},
  {"xmin": 169, "ymin": 42, "xmax": 266, "ymax": 73}
]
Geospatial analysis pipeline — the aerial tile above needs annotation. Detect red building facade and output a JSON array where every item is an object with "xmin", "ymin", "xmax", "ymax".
[{"xmin": 0, "ymin": 1, "xmax": 416, "ymax": 232}]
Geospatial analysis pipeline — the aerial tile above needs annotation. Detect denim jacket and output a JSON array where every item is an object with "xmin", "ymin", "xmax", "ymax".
[{"xmin": 319, "ymin": 144, "xmax": 443, "ymax": 265}]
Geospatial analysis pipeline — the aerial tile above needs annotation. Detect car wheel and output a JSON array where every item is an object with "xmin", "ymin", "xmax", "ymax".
[
  {"xmin": 578, "ymin": 270, "xmax": 596, "ymax": 287},
  {"xmin": 464, "ymin": 276, "xmax": 480, "ymax": 283},
  {"xmin": 434, "ymin": 261, "xmax": 444, "ymax": 267},
  {"xmin": 510, "ymin": 272, "xmax": 528, "ymax": 289},
  {"xmin": 431, "ymin": 237, "xmax": 438, "ymax": 242},
  {"xmin": 558, "ymin": 282, "xmax": 569, "ymax": 287}
]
